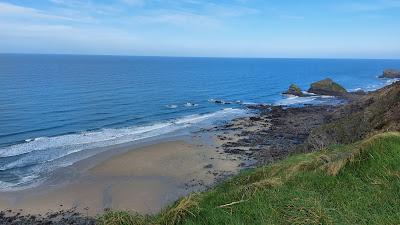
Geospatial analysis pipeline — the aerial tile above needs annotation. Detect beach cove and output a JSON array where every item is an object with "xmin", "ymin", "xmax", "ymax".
[
  {"xmin": 1, "ymin": 55, "xmax": 400, "ymax": 224},
  {"xmin": 0, "ymin": 131, "xmax": 251, "ymax": 216}
]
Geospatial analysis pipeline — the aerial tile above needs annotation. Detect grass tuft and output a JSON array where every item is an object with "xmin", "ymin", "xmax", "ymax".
[
  {"xmin": 97, "ymin": 211, "xmax": 150, "ymax": 225},
  {"xmin": 158, "ymin": 194, "xmax": 200, "ymax": 225}
]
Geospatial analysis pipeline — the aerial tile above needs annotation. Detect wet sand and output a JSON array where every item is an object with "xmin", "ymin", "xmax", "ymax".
[{"xmin": 0, "ymin": 137, "xmax": 244, "ymax": 216}]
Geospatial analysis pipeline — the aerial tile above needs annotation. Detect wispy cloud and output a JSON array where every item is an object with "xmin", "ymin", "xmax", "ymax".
[
  {"xmin": 0, "ymin": 0, "xmax": 399, "ymax": 58},
  {"xmin": 205, "ymin": 3, "xmax": 258, "ymax": 17},
  {"xmin": 126, "ymin": 1, "xmax": 258, "ymax": 29},
  {"xmin": 49, "ymin": 0, "xmax": 122, "ymax": 15},
  {"xmin": 336, "ymin": 0, "xmax": 400, "ymax": 12},
  {"xmin": 133, "ymin": 10, "xmax": 221, "ymax": 29},
  {"xmin": 46, "ymin": 0, "xmax": 258, "ymax": 28},
  {"xmin": 0, "ymin": 0, "xmax": 258, "ymax": 53},
  {"xmin": 0, "ymin": 2, "xmax": 91, "ymax": 24},
  {"xmin": 0, "ymin": 2, "xmax": 83, "ymax": 21}
]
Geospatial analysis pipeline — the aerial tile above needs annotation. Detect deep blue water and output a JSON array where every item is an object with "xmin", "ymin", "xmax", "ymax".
[{"xmin": 0, "ymin": 54, "xmax": 399, "ymax": 189}]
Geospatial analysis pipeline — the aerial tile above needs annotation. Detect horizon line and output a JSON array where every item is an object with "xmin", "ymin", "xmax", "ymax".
[{"xmin": 1, "ymin": 52, "xmax": 400, "ymax": 61}]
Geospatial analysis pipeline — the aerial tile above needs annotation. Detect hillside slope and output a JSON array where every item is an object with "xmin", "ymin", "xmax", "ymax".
[
  {"xmin": 306, "ymin": 81, "xmax": 400, "ymax": 150},
  {"xmin": 99, "ymin": 132, "xmax": 400, "ymax": 225}
]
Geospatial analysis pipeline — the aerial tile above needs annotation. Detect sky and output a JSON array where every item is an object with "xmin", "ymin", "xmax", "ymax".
[{"xmin": 0, "ymin": 0, "xmax": 399, "ymax": 58}]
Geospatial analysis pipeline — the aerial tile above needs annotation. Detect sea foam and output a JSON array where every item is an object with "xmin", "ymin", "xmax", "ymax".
[{"xmin": 0, "ymin": 108, "xmax": 246, "ymax": 189}]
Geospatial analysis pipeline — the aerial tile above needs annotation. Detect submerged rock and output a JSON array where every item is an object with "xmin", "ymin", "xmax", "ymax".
[
  {"xmin": 308, "ymin": 78, "xmax": 347, "ymax": 96},
  {"xmin": 209, "ymin": 99, "xmax": 232, "ymax": 105},
  {"xmin": 283, "ymin": 84, "xmax": 303, "ymax": 97},
  {"xmin": 379, "ymin": 69, "xmax": 400, "ymax": 78}
]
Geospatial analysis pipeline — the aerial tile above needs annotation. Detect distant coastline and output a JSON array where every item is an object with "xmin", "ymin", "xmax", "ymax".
[{"xmin": 2, "ymin": 53, "xmax": 400, "ymax": 61}]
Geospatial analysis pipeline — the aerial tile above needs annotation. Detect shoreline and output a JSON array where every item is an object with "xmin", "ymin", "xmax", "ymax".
[
  {"xmin": 1, "ymin": 78, "xmax": 398, "ymax": 224},
  {"xmin": 0, "ymin": 107, "xmax": 248, "ymax": 191},
  {"xmin": 0, "ymin": 97, "xmax": 350, "ymax": 224},
  {"xmin": 0, "ymin": 130, "xmax": 251, "ymax": 217}
]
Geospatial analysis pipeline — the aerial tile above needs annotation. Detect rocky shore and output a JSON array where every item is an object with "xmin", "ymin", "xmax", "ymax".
[
  {"xmin": 214, "ymin": 79, "xmax": 399, "ymax": 165},
  {"xmin": 212, "ymin": 104, "xmax": 338, "ymax": 165},
  {"xmin": 0, "ymin": 209, "xmax": 95, "ymax": 225},
  {"xmin": 379, "ymin": 69, "xmax": 400, "ymax": 78}
]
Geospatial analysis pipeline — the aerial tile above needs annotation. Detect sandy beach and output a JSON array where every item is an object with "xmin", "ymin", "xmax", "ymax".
[
  {"xmin": 0, "ymin": 101, "xmax": 341, "ymax": 218},
  {"xmin": 0, "ymin": 134, "xmax": 245, "ymax": 217}
]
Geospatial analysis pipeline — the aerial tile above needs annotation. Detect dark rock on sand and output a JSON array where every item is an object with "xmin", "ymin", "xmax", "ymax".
[
  {"xmin": 203, "ymin": 164, "xmax": 213, "ymax": 169},
  {"xmin": 0, "ymin": 209, "xmax": 96, "ymax": 225},
  {"xmin": 283, "ymin": 84, "xmax": 303, "ymax": 97},
  {"xmin": 379, "ymin": 69, "xmax": 400, "ymax": 78},
  {"xmin": 308, "ymin": 78, "xmax": 347, "ymax": 96}
]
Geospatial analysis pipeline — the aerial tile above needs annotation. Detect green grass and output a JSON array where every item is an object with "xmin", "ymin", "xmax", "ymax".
[
  {"xmin": 308, "ymin": 78, "xmax": 347, "ymax": 94},
  {"xmin": 97, "ymin": 211, "xmax": 151, "ymax": 225},
  {"xmin": 98, "ymin": 132, "xmax": 400, "ymax": 225}
]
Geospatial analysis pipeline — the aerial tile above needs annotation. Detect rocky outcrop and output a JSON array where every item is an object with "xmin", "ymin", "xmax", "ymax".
[
  {"xmin": 215, "ymin": 80, "xmax": 400, "ymax": 165},
  {"xmin": 308, "ymin": 78, "xmax": 347, "ymax": 96},
  {"xmin": 379, "ymin": 69, "xmax": 400, "ymax": 78},
  {"xmin": 283, "ymin": 84, "xmax": 303, "ymax": 97}
]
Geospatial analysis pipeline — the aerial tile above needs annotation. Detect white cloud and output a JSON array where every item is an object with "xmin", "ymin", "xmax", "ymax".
[
  {"xmin": 49, "ymin": 0, "xmax": 122, "ymax": 15},
  {"xmin": 132, "ymin": 10, "xmax": 221, "ymax": 29},
  {"xmin": 0, "ymin": 2, "xmax": 94, "ymax": 22}
]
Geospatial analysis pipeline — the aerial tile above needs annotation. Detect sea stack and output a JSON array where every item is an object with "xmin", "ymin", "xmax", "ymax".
[
  {"xmin": 379, "ymin": 69, "xmax": 400, "ymax": 78},
  {"xmin": 283, "ymin": 83, "xmax": 303, "ymax": 97},
  {"xmin": 308, "ymin": 78, "xmax": 347, "ymax": 96}
]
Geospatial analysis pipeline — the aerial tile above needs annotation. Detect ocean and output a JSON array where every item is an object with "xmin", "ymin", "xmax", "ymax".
[{"xmin": 1, "ymin": 54, "xmax": 399, "ymax": 190}]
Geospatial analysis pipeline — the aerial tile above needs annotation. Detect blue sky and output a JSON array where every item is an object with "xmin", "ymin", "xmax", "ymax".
[{"xmin": 0, "ymin": 0, "xmax": 399, "ymax": 58}]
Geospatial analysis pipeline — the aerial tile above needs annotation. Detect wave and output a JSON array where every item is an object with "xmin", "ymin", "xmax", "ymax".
[
  {"xmin": 349, "ymin": 78, "xmax": 400, "ymax": 92},
  {"xmin": 166, "ymin": 104, "xmax": 178, "ymax": 109},
  {"xmin": 275, "ymin": 95, "xmax": 317, "ymax": 106},
  {"xmin": 0, "ymin": 108, "xmax": 246, "ymax": 159},
  {"xmin": 0, "ymin": 108, "xmax": 247, "ymax": 189},
  {"xmin": 184, "ymin": 102, "xmax": 199, "ymax": 107},
  {"xmin": 277, "ymin": 78, "xmax": 400, "ymax": 106}
]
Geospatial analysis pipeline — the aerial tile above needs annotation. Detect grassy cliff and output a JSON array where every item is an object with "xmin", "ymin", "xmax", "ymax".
[
  {"xmin": 98, "ymin": 132, "xmax": 400, "ymax": 225},
  {"xmin": 306, "ymin": 81, "xmax": 400, "ymax": 150}
]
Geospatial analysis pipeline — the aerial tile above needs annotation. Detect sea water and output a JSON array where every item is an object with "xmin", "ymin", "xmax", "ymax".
[{"xmin": 1, "ymin": 54, "xmax": 399, "ymax": 189}]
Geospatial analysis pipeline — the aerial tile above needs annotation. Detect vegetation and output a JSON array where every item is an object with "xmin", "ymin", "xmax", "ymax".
[
  {"xmin": 97, "ymin": 211, "xmax": 151, "ymax": 225},
  {"xmin": 307, "ymin": 81, "xmax": 400, "ymax": 149},
  {"xmin": 308, "ymin": 78, "xmax": 347, "ymax": 96},
  {"xmin": 98, "ymin": 132, "xmax": 400, "ymax": 225},
  {"xmin": 283, "ymin": 83, "xmax": 303, "ymax": 96}
]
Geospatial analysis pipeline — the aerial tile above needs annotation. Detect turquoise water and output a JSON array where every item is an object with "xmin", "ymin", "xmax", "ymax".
[{"xmin": 0, "ymin": 54, "xmax": 399, "ymax": 189}]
